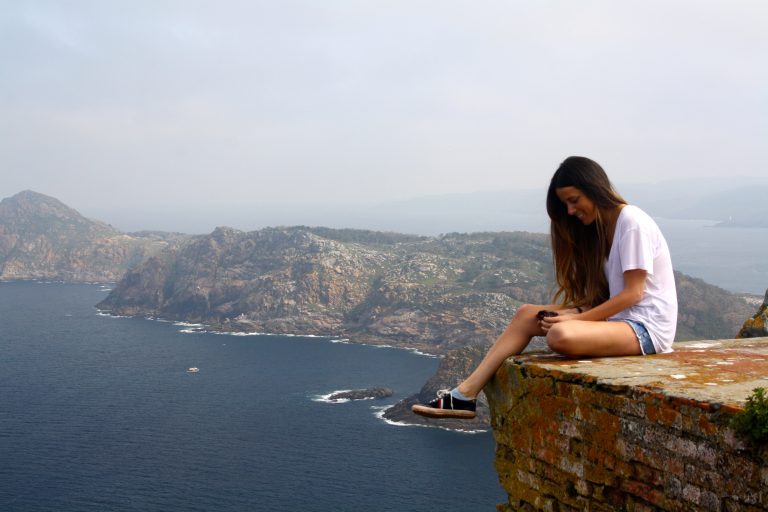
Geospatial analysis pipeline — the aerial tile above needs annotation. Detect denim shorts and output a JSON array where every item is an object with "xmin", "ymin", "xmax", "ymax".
[{"xmin": 622, "ymin": 319, "xmax": 656, "ymax": 355}]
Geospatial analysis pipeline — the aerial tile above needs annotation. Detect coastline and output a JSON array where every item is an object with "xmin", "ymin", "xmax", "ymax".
[
  {"xmin": 95, "ymin": 306, "xmax": 444, "ymax": 357},
  {"xmin": 93, "ymin": 305, "xmax": 496, "ymax": 433}
]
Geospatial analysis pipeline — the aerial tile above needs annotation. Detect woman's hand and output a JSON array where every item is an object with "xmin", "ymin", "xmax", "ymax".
[{"xmin": 539, "ymin": 311, "xmax": 579, "ymax": 333}]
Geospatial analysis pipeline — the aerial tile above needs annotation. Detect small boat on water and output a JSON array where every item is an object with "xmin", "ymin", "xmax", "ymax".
[{"xmin": 187, "ymin": 367, "xmax": 199, "ymax": 373}]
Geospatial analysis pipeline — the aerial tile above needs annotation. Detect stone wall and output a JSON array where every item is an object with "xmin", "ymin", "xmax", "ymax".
[{"xmin": 484, "ymin": 338, "xmax": 768, "ymax": 511}]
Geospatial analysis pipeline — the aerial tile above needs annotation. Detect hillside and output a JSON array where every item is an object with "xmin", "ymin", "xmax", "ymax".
[
  {"xmin": 97, "ymin": 225, "xmax": 755, "ymax": 354},
  {"xmin": 2, "ymin": 189, "xmax": 755, "ymax": 351},
  {"xmin": 0, "ymin": 190, "xmax": 186, "ymax": 283}
]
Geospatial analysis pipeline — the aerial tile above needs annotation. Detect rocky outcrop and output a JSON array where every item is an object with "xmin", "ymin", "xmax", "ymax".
[
  {"xmin": 381, "ymin": 345, "xmax": 500, "ymax": 431},
  {"xmin": 328, "ymin": 388, "xmax": 394, "ymax": 401},
  {"xmin": 0, "ymin": 191, "xmax": 185, "ymax": 283},
  {"xmin": 737, "ymin": 288, "xmax": 768, "ymax": 338},
  {"xmin": 98, "ymin": 228, "xmax": 555, "ymax": 353},
  {"xmin": 98, "ymin": 224, "xmax": 756, "ymax": 355}
]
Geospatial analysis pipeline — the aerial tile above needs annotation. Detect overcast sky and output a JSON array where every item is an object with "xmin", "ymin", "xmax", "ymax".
[{"xmin": 1, "ymin": 1, "xmax": 766, "ymax": 231}]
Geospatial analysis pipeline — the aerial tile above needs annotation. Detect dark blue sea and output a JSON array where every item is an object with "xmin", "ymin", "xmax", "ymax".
[{"xmin": 0, "ymin": 282, "xmax": 504, "ymax": 511}]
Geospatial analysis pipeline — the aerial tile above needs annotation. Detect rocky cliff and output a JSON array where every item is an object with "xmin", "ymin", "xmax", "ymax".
[
  {"xmin": 0, "ymin": 191, "xmax": 186, "ymax": 283},
  {"xmin": 737, "ymin": 288, "xmax": 768, "ymax": 338},
  {"xmin": 98, "ymin": 224, "xmax": 756, "ymax": 354},
  {"xmin": 97, "ymin": 228, "xmax": 558, "ymax": 353}
]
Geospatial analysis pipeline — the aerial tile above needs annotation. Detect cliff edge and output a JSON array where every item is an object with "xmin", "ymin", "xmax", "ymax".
[{"xmin": 484, "ymin": 338, "xmax": 768, "ymax": 510}]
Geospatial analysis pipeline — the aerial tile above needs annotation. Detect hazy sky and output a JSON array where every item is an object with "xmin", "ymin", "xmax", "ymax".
[{"xmin": 1, "ymin": 1, "xmax": 767, "ymax": 230}]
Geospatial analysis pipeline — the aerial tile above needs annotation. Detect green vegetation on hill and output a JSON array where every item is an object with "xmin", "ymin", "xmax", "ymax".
[{"xmin": 294, "ymin": 226, "xmax": 428, "ymax": 245}]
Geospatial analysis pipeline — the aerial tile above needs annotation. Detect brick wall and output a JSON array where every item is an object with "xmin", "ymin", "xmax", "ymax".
[{"xmin": 484, "ymin": 338, "xmax": 768, "ymax": 511}]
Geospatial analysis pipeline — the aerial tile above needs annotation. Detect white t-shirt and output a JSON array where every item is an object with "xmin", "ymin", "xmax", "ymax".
[{"xmin": 605, "ymin": 205, "xmax": 678, "ymax": 353}]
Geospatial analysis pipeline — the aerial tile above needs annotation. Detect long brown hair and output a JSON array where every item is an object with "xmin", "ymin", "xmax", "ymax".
[{"xmin": 546, "ymin": 156, "xmax": 626, "ymax": 308}]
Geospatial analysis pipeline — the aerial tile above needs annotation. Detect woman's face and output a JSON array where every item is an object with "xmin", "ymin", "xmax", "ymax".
[{"xmin": 556, "ymin": 186, "xmax": 597, "ymax": 225}]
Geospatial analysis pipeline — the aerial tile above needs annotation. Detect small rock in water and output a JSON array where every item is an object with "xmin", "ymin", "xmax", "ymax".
[{"xmin": 329, "ymin": 387, "xmax": 394, "ymax": 401}]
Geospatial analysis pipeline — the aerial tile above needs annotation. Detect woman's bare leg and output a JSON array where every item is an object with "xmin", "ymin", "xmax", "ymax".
[
  {"xmin": 456, "ymin": 303, "xmax": 560, "ymax": 399},
  {"xmin": 457, "ymin": 312, "xmax": 642, "ymax": 399},
  {"xmin": 546, "ymin": 320, "xmax": 641, "ymax": 357}
]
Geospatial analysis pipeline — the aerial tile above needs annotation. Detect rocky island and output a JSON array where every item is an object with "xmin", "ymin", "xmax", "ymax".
[{"xmin": 327, "ymin": 388, "xmax": 394, "ymax": 401}]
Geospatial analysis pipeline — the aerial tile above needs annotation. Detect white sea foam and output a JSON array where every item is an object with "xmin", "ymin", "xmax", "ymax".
[
  {"xmin": 95, "ymin": 310, "xmax": 130, "ymax": 319},
  {"xmin": 204, "ymin": 329, "xmax": 335, "ymax": 339},
  {"xmin": 146, "ymin": 317, "xmax": 173, "ymax": 323},
  {"xmin": 174, "ymin": 322, "xmax": 205, "ymax": 328},
  {"xmin": 207, "ymin": 330, "xmax": 278, "ymax": 337},
  {"xmin": 194, "ymin": 329, "xmax": 441, "ymax": 357},
  {"xmin": 95, "ymin": 311, "xmax": 441, "ymax": 357},
  {"xmin": 326, "ymin": 338, "xmax": 439, "ymax": 358},
  {"xmin": 313, "ymin": 390, "xmax": 353, "ymax": 404},
  {"xmin": 399, "ymin": 346, "xmax": 436, "ymax": 357},
  {"xmin": 371, "ymin": 405, "xmax": 488, "ymax": 434}
]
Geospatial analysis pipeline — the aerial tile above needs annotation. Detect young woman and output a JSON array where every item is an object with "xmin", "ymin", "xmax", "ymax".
[{"xmin": 412, "ymin": 156, "xmax": 678, "ymax": 419}]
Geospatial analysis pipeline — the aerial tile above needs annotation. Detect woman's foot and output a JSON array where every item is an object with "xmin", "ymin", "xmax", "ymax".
[{"xmin": 411, "ymin": 389, "xmax": 477, "ymax": 419}]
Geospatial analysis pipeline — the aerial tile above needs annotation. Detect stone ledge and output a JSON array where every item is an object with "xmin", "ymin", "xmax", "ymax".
[
  {"xmin": 485, "ymin": 338, "xmax": 768, "ymax": 511},
  {"xmin": 510, "ymin": 338, "xmax": 768, "ymax": 409}
]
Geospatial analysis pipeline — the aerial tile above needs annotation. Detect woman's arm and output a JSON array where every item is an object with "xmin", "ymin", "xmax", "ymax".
[
  {"xmin": 544, "ymin": 269, "xmax": 647, "ymax": 326},
  {"xmin": 580, "ymin": 268, "xmax": 646, "ymax": 320}
]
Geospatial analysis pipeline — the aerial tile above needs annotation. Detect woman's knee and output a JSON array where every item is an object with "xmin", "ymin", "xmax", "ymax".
[
  {"xmin": 546, "ymin": 324, "xmax": 573, "ymax": 353},
  {"xmin": 506, "ymin": 304, "xmax": 540, "ymax": 331},
  {"xmin": 514, "ymin": 304, "xmax": 539, "ymax": 322},
  {"xmin": 504, "ymin": 303, "xmax": 549, "ymax": 338}
]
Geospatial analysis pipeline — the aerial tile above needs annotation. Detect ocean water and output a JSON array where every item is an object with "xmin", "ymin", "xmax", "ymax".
[
  {"xmin": 655, "ymin": 219, "xmax": 768, "ymax": 296},
  {"xmin": 0, "ymin": 282, "xmax": 505, "ymax": 512}
]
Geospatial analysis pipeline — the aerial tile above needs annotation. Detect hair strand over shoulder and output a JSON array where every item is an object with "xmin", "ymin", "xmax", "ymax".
[{"xmin": 546, "ymin": 156, "xmax": 626, "ymax": 308}]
